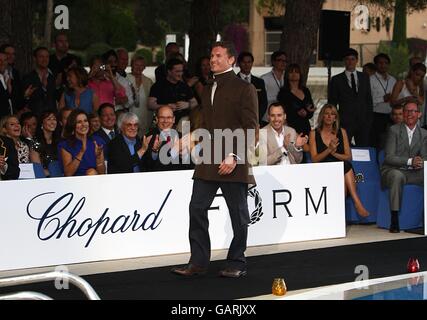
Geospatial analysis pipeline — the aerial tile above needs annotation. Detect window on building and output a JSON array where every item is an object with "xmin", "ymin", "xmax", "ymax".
[{"xmin": 265, "ymin": 31, "xmax": 281, "ymax": 66}]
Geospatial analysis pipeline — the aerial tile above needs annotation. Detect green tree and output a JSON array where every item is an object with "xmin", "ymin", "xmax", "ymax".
[
  {"xmin": 0, "ymin": 0, "xmax": 33, "ymax": 73},
  {"xmin": 280, "ymin": 0, "xmax": 324, "ymax": 84},
  {"xmin": 188, "ymin": 0, "xmax": 219, "ymax": 74},
  {"xmin": 360, "ymin": 0, "xmax": 427, "ymax": 46}
]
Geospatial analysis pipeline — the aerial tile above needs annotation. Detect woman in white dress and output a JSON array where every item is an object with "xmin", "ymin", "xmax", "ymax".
[
  {"xmin": 127, "ymin": 55, "xmax": 154, "ymax": 135},
  {"xmin": 391, "ymin": 63, "xmax": 426, "ymax": 125}
]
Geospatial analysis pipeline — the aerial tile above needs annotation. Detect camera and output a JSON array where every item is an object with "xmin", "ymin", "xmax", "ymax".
[{"xmin": 100, "ymin": 65, "xmax": 106, "ymax": 71}]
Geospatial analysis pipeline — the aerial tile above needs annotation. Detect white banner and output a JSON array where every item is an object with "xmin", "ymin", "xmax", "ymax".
[{"xmin": 0, "ymin": 163, "xmax": 345, "ymax": 272}]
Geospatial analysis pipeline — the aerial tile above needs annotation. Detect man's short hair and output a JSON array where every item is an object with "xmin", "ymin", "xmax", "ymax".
[
  {"xmin": 33, "ymin": 46, "xmax": 49, "ymax": 57},
  {"xmin": 409, "ymin": 56, "xmax": 423, "ymax": 67},
  {"xmin": 271, "ymin": 50, "xmax": 287, "ymax": 62},
  {"xmin": 165, "ymin": 42, "xmax": 178, "ymax": 52},
  {"xmin": 166, "ymin": 58, "xmax": 184, "ymax": 71},
  {"xmin": 237, "ymin": 51, "xmax": 254, "ymax": 64},
  {"xmin": 212, "ymin": 41, "xmax": 236, "ymax": 59},
  {"xmin": 268, "ymin": 102, "xmax": 285, "ymax": 115},
  {"xmin": 374, "ymin": 53, "xmax": 391, "ymax": 65},
  {"xmin": 117, "ymin": 112, "xmax": 139, "ymax": 130},
  {"xmin": 102, "ymin": 49, "xmax": 118, "ymax": 63},
  {"xmin": 363, "ymin": 62, "xmax": 376, "ymax": 72},
  {"xmin": 343, "ymin": 48, "xmax": 359, "ymax": 59},
  {"xmin": 98, "ymin": 103, "xmax": 115, "ymax": 116},
  {"xmin": 54, "ymin": 32, "xmax": 68, "ymax": 43},
  {"xmin": 404, "ymin": 101, "xmax": 421, "ymax": 112},
  {"xmin": 116, "ymin": 48, "xmax": 128, "ymax": 55}
]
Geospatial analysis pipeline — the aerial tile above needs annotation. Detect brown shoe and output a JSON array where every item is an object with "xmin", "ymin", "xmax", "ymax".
[
  {"xmin": 219, "ymin": 268, "xmax": 247, "ymax": 278},
  {"xmin": 171, "ymin": 264, "xmax": 207, "ymax": 276}
]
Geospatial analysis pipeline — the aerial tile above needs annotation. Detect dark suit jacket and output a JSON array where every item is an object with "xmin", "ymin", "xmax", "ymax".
[
  {"xmin": 328, "ymin": 71, "xmax": 373, "ymax": 131},
  {"xmin": 0, "ymin": 135, "xmax": 20, "ymax": 180},
  {"xmin": 107, "ymin": 134, "xmax": 144, "ymax": 174},
  {"xmin": 194, "ymin": 71, "xmax": 258, "ymax": 184},
  {"xmin": 92, "ymin": 127, "xmax": 118, "ymax": 160},
  {"xmin": 0, "ymin": 82, "xmax": 12, "ymax": 118},
  {"xmin": 237, "ymin": 73, "xmax": 268, "ymax": 126},
  {"xmin": 22, "ymin": 70, "xmax": 57, "ymax": 115},
  {"xmin": 141, "ymin": 127, "xmax": 194, "ymax": 172},
  {"xmin": 10, "ymin": 67, "xmax": 24, "ymax": 111}
]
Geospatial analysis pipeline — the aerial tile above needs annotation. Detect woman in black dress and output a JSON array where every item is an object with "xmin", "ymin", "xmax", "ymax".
[
  {"xmin": 277, "ymin": 63, "xmax": 315, "ymax": 137},
  {"xmin": 309, "ymin": 104, "xmax": 369, "ymax": 218}
]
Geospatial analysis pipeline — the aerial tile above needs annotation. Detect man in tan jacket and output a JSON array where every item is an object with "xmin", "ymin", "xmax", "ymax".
[
  {"xmin": 260, "ymin": 102, "xmax": 308, "ymax": 165},
  {"xmin": 172, "ymin": 41, "xmax": 258, "ymax": 278}
]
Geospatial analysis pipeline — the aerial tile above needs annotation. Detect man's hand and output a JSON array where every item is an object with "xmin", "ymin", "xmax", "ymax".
[
  {"xmin": 218, "ymin": 155, "xmax": 237, "ymax": 176},
  {"xmin": 305, "ymin": 104, "xmax": 316, "ymax": 113},
  {"xmin": 94, "ymin": 140, "xmax": 103, "ymax": 158},
  {"xmin": 0, "ymin": 156, "xmax": 6, "ymax": 171},
  {"xmin": 295, "ymin": 133, "xmax": 308, "ymax": 148},
  {"xmin": 151, "ymin": 135, "xmax": 161, "ymax": 153},
  {"xmin": 24, "ymin": 85, "xmax": 37, "ymax": 99},
  {"xmin": 297, "ymin": 108, "xmax": 308, "ymax": 118},
  {"xmin": 176, "ymin": 101, "xmax": 190, "ymax": 110},
  {"xmin": 283, "ymin": 133, "xmax": 291, "ymax": 150},
  {"xmin": 413, "ymin": 156, "xmax": 423, "ymax": 169}
]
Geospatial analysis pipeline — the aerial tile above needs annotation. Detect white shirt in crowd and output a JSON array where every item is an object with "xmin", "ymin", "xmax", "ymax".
[
  {"xmin": 370, "ymin": 72, "xmax": 396, "ymax": 114},
  {"xmin": 115, "ymin": 73, "xmax": 135, "ymax": 111},
  {"xmin": 261, "ymin": 70, "xmax": 284, "ymax": 122},
  {"xmin": 273, "ymin": 127, "xmax": 291, "ymax": 165},
  {"xmin": 344, "ymin": 70, "xmax": 359, "ymax": 92}
]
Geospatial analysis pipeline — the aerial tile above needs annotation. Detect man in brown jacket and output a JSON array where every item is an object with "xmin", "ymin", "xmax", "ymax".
[{"xmin": 172, "ymin": 41, "xmax": 258, "ymax": 278}]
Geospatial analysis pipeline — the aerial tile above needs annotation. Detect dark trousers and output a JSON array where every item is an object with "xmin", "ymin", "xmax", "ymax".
[
  {"xmin": 345, "ymin": 125, "xmax": 371, "ymax": 147},
  {"xmin": 370, "ymin": 112, "xmax": 391, "ymax": 149},
  {"xmin": 189, "ymin": 179, "xmax": 249, "ymax": 270}
]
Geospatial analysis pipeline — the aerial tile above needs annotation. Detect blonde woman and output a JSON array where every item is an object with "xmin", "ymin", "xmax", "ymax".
[
  {"xmin": 0, "ymin": 115, "xmax": 40, "ymax": 164},
  {"xmin": 309, "ymin": 104, "xmax": 369, "ymax": 218}
]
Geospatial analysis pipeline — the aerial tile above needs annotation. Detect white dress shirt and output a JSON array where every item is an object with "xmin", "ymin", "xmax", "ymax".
[
  {"xmin": 239, "ymin": 73, "xmax": 251, "ymax": 83},
  {"xmin": 345, "ymin": 70, "xmax": 358, "ymax": 92},
  {"xmin": 261, "ymin": 70, "xmax": 284, "ymax": 122},
  {"xmin": 273, "ymin": 127, "xmax": 290, "ymax": 165},
  {"xmin": 370, "ymin": 72, "xmax": 396, "ymax": 114}
]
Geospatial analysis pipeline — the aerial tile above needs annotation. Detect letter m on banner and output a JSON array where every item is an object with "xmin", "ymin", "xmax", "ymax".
[{"xmin": 305, "ymin": 187, "xmax": 328, "ymax": 216}]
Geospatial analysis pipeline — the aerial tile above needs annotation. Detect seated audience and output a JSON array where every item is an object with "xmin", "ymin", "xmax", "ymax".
[
  {"xmin": 309, "ymin": 104, "xmax": 370, "ymax": 218},
  {"xmin": 380, "ymin": 102, "xmax": 427, "ymax": 233},
  {"xmin": 58, "ymin": 107, "xmax": 72, "ymax": 138},
  {"xmin": 20, "ymin": 111, "xmax": 38, "ymax": 144},
  {"xmin": 0, "ymin": 134, "xmax": 19, "ymax": 180},
  {"xmin": 88, "ymin": 113, "xmax": 101, "ymax": 136},
  {"xmin": 92, "ymin": 103, "xmax": 118, "ymax": 158},
  {"xmin": 58, "ymin": 109, "xmax": 105, "ymax": 176},
  {"xmin": 259, "ymin": 102, "xmax": 307, "ymax": 165},
  {"xmin": 32, "ymin": 110, "xmax": 61, "ymax": 176},
  {"xmin": 107, "ymin": 112, "xmax": 152, "ymax": 174},
  {"xmin": 143, "ymin": 106, "xmax": 192, "ymax": 171},
  {"xmin": 0, "ymin": 115, "xmax": 39, "ymax": 164}
]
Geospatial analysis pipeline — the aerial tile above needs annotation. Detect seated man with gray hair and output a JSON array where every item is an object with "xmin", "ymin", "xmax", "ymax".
[{"xmin": 107, "ymin": 112, "xmax": 152, "ymax": 174}]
